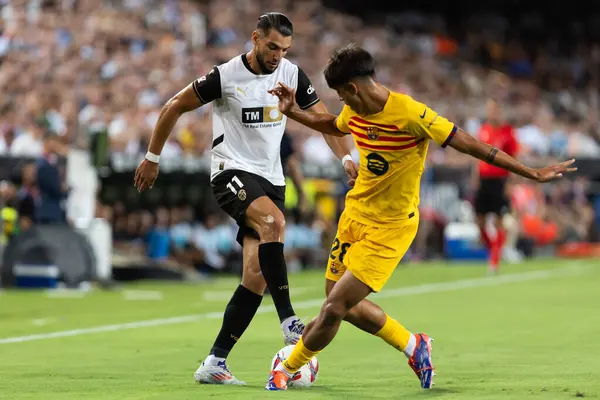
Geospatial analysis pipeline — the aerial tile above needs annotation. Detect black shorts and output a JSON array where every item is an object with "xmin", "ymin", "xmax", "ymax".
[
  {"xmin": 211, "ymin": 169, "xmax": 285, "ymax": 245},
  {"xmin": 474, "ymin": 178, "xmax": 510, "ymax": 215}
]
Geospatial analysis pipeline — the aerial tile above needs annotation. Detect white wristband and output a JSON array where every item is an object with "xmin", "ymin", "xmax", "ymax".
[
  {"xmin": 145, "ymin": 151, "xmax": 160, "ymax": 163},
  {"xmin": 341, "ymin": 154, "xmax": 353, "ymax": 165}
]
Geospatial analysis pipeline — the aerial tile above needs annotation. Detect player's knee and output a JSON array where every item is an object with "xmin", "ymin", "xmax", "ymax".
[
  {"xmin": 342, "ymin": 307, "xmax": 361, "ymax": 324},
  {"xmin": 321, "ymin": 300, "xmax": 347, "ymax": 326},
  {"xmin": 257, "ymin": 214, "xmax": 286, "ymax": 242}
]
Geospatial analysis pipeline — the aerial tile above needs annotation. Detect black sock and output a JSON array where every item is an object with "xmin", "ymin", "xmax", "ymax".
[
  {"xmin": 209, "ymin": 284, "xmax": 262, "ymax": 359},
  {"xmin": 258, "ymin": 242, "xmax": 295, "ymax": 322}
]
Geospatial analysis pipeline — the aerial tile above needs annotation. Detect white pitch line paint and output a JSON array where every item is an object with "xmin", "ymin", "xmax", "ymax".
[
  {"xmin": 202, "ymin": 290, "xmax": 243, "ymax": 302},
  {"xmin": 31, "ymin": 318, "xmax": 57, "ymax": 327},
  {"xmin": 0, "ymin": 266, "xmax": 584, "ymax": 345},
  {"xmin": 373, "ymin": 266, "xmax": 583, "ymax": 299},
  {"xmin": 122, "ymin": 290, "xmax": 164, "ymax": 301},
  {"xmin": 45, "ymin": 289, "xmax": 88, "ymax": 299}
]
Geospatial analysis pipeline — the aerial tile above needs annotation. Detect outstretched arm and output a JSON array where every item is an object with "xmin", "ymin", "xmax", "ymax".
[
  {"xmin": 406, "ymin": 95, "xmax": 577, "ymax": 183},
  {"xmin": 269, "ymin": 82, "xmax": 346, "ymax": 137},
  {"xmin": 286, "ymin": 105, "xmax": 346, "ymax": 137},
  {"xmin": 448, "ymin": 128, "xmax": 576, "ymax": 182}
]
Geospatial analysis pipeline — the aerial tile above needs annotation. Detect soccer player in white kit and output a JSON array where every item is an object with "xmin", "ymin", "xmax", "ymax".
[{"xmin": 134, "ymin": 12, "xmax": 358, "ymax": 385}]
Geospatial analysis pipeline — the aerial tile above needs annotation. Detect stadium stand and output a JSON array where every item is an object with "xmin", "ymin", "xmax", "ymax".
[{"xmin": 1, "ymin": 0, "xmax": 599, "ymax": 283}]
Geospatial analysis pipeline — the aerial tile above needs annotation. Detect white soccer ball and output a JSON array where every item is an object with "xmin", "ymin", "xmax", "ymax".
[{"xmin": 271, "ymin": 345, "xmax": 319, "ymax": 388}]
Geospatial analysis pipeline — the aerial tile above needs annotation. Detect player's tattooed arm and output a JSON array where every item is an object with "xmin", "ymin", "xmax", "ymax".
[
  {"xmin": 448, "ymin": 127, "xmax": 577, "ymax": 183},
  {"xmin": 486, "ymin": 147, "xmax": 499, "ymax": 163}
]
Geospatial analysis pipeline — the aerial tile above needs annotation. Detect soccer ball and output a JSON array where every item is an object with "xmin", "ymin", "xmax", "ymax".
[{"xmin": 271, "ymin": 345, "xmax": 319, "ymax": 388}]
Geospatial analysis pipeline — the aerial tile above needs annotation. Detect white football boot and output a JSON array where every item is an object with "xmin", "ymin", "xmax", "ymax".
[
  {"xmin": 282, "ymin": 316, "xmax": 305, "ymax": 345},
  {"xmin": 194, "ymin": 356, "xmax": 245, "ymax": 385}
]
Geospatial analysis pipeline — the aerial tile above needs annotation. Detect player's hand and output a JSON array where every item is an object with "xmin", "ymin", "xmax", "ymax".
[
  {"xmin": 343, "ymin": 159, "xmax": 359, "ymax": 187},
  {"xmin": 134, "ymin": 159, "xmax": 159, "ymax": 192},
  {"xmin": 268, "ymin": 82, "xmax": 296, "ymax": 114},
  {"xmin": 532, "ymin": 159, "xmax": 577, "ymax": 183}
]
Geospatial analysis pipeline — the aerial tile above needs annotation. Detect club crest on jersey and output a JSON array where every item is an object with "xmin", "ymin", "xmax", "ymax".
[
  {"xmin": 238, "ymin": 189, "xmax": 247, "ymax": 201},
  {"xmin": 367, "ymin": 126, "xmax": 380, "ymax": 140},
  {"xmin": 330, "ymin": 262, "xmax": 340, "ymax": 275}
]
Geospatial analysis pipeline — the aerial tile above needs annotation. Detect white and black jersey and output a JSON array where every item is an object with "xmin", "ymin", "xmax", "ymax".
[{"xmin": 193, "ymin": 54, "xmax": 320, "ymax": 186}]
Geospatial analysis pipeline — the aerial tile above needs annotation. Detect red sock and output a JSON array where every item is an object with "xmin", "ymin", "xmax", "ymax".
[
  {"xmin": 479, "ymin": 227, "xmax": 492, "ymax": 249},
  {"xmin": 496, "ymin": 229, "xmax": 506, "ymax": 249},
  {"xmin": 489, "ymin": 229, "xmax": 506, "ymax": 270}
]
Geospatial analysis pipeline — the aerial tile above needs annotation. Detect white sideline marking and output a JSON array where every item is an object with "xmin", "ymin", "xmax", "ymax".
[
  {"xmin": 46, "ymin": 289, "xmax": 88, "ymax": 299},
  {"xmin": 31, "ymin": 318, "xmax": 56, "ymax": 327},
  {"xmin": 202, "ymin": 291, "xmax": 232, "ymax": 302},
  {"xmin": 123, "ymin": 290, "xmax": 164, "ymax": 301},
  {"xmin": 0, "ymin": 266, "xmax": 583, "ymax": 345}
]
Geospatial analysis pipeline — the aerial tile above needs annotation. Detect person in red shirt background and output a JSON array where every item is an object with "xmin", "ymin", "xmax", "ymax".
[{"xmin": 473, "ymin": 99, "xmax": 519, "ymax": 273}]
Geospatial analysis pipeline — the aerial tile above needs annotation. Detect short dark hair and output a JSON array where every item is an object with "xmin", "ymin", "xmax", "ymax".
[
  {"xmin": 257, "ymin": 12, "xmax": 293, "ymax": 37},
  {"xmin": 324, "ymin": 44, "xmax": 375, "ymax": 88}
]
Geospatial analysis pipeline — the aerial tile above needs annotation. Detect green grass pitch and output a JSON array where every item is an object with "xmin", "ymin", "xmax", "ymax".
[{"xmin": 1, "ymin": 259, "xmax": 598, "ymax": 399}]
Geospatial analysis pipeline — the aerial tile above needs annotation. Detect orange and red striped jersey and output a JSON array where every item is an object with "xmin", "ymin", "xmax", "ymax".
[{"xmin": 335, "ymin": 92, "xmax": 456, "ymax": 227}]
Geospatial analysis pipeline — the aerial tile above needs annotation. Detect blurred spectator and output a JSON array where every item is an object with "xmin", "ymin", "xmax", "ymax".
[
  {"xmin": 113, "ymin": 210, "xmax": 145, "ymax": 254},
  {"xmin": 191, "ymin": 212, "xmax": 237, "ymax": 274},
  {"xmin": 0, "ymin": 124, "xmax": 16, "ymax": 154},
  {"xmin": 281, "ymin": 132, "xmax": 308, "ymax": 211},
  {"xmin": 146, "ymin": 207, "xmax": 172, "ymax": 262},
  {"xmin": 36, "ymin": 135, "xmax": 69, "ymax": 224},
  {"xmin": 169, "ymin": 206, "xmax": 206, "ymax": 269},
  {"xmin": 10, "ymin": 121, "xmax": 44, "ymax": 157},
  {"xmin": 564, "ymin": 114, "xmax": 600, "ymax": 158},
  {"xmin": 14, "ymin": 161, "xmax": 37, "ymax": 231},
  {"xmin": 169, "ymin": 206, "xmax": 194, "ymax": 255},
  {"xmin": 0, "ymin": 0, "xmax": 599, "ymax": 269},
  {"xmin": 302, "ymin": 130, "xmax": 337, "ymax": 167},
  {"xmin": 511, "ymin": 180, "xmax": 559, "ymax": 248},
  {"xmin": 0, "ymin": 180, "xmax": 18, "ymax": 246},
  {"xmin": 545, "ymin": 178, "xmax": 595, "ymax": 242},
  {"xmin": 284, "ymin": 209, "xmax": 327, "ymax": 272},
  {"xmin": 0, "ymin": 0, "xmax": 596, "ymax": 165}
]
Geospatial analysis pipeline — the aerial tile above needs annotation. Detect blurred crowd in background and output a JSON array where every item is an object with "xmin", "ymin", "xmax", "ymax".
[{"xmin": 1, "ymin": 0, "xmax": 600, "ymax": 275}]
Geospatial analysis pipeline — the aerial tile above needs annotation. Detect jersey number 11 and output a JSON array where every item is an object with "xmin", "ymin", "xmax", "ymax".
[{"xmin": 226, "ymin": 175, "xmax": 245, "ymax": 195}]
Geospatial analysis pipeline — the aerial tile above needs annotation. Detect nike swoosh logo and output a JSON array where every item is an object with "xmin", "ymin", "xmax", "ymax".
[{"xmin": 420, "ymin": 109, "xmax": 427, "ymax": 119}]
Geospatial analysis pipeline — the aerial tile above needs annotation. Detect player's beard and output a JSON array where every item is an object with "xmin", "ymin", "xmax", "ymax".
[{"xmin": 256, "ymin": 51, "xmax": 277, "ymax": 74}]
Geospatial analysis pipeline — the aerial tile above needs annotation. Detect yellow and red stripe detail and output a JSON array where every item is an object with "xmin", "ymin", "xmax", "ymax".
[{"xmin": 349, "ymin": 116, "xmax": 421, "ymax": 151}]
